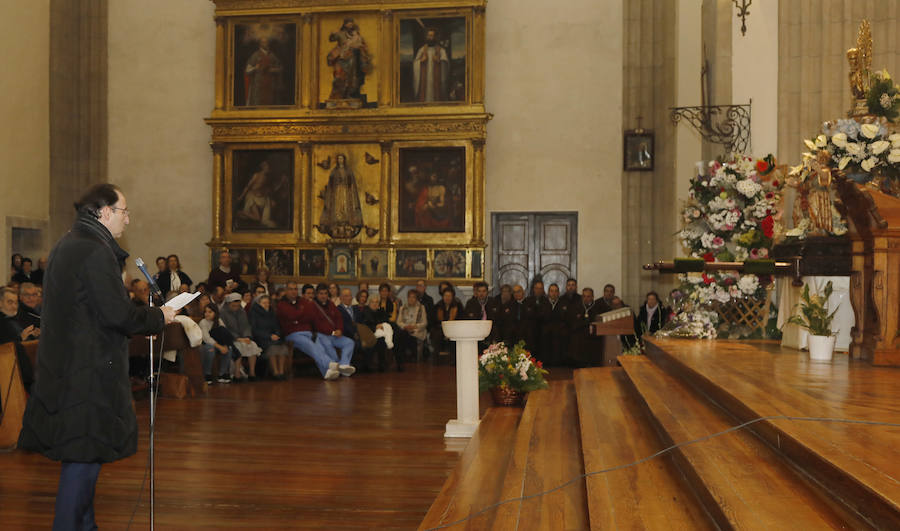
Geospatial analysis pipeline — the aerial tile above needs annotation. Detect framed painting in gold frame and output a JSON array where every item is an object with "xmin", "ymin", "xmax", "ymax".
[
  {"xmin": 392, "ymin": 141, "xmax": 473, "ymax": 245},
  {"xmin": 264, "ymin": 248, "xmax": 295, "ymax": 277},
  {"xmin": 358, "ymin": 249, "xmax": 388, "ymax": 279},
  {"xmin": 228, "ymin": 18, "xmax": 300, "ymax": 109},
  {"xmin": 395, "ymin": 249, "xmax": 428, "ymax": 279},
  {"xmin": 222, "ymin": 143, "xmax": 304, "ymax": 245},
  {"xmin": 395, "ymin": 12, "xmax": 469, "ymax": 105},
  {"xmin": 299, "ymin": 248, "xmax": 327, "ymax": 277},
  {"xmin": 432, "ymin": 249, "xmax": 466, "ymax": 279}
]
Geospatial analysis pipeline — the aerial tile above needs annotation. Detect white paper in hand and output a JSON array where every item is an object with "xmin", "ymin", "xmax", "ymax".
[{"xmin": 163, "ymin": 292, "xmax": 201, "ymax": 311}]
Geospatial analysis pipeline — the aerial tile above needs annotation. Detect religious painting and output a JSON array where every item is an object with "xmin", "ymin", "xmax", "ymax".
[
  {"xmin": 624, "ymin": 130, "xmax": 654, "ymax": 171},
  {"xmin": 329, "ymin": 247, "xmax": 356, "ymax": 280},
  {"xmin": 397, "ymin": 147, "xmax": 466, "ymax": 233},
  {"xmin": 231, "ymin": 149, "xmax": 294, "ymax": 232},
  {"xmin": 471, "ymin": 250, "xmax": 483, "ymax": 278},
  {"xmin": 264, "ymin": 249, "xmax": 294, "ymax": 277},
  {"xmin": 359, "ymin": 249, "xmax": 388, "ymax": 278},
  {"xmin": 314, "ymin": 153, "xmax": 365, "ymax": 239},
  {"xmin": 231, "ymin": 248, "xmax": 259, "ymax": 276},
  {"xmin": 299, "ymin": 249, "xmax": 326, "ymax": 277},
  {"xmin": 395, "ymin": 250, "xmax": 428, "ymax": 278},
  {"xmin": 433, "ymin": 249, "xmax": 466, "ymax": 278},
  {"xmin": 232, "ymin": 22, "xmax": 297, "ymax": 108},
  {"xmin": 398, "ymin": 17, "xmax": 467, "ymax": 104},
  {"xmin": 320, "ymin": 16, "xmax": 376, "ymax": 109}
]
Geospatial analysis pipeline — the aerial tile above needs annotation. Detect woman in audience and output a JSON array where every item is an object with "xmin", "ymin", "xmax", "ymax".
[
  {"xmin": 198, "ymin": 303, "xmax": 233, "ymax": 384},
  {"xmin": 241, "ymin": 291, "xmax": 253, "ymax": 312},
  {"xmin": 431, "ymin": 286, "xmax": 461, "ymax": 359},
  {"xmin": 220, "ymin": 292, "xmax": 262, "ymax": 381},
  {"xmin": 249, "ymin": 294, "xmax": 290, "ymax": 380},
  {"xmin": 397, "ymin": 289, "xmax": 427, "ymax": 363},
  {"xmin": 157, "ymin": 254, "xmax": 193, "ymax": 294},
  {"xmin": 153, "ymin": 256, "xmax": 166, "ymax": 282},
  {"xmin": 250, "ymin": 267, "xmax": 272, "ymax": 295},
  {"xmin": 10, "ymin": 254, "xmax": 23, "ymax": 279},
  {"xmin": 328, "ymin": 282, "xmax": 340, "ymax": 305},
  {"xmin": 361, "ymin": 295, "xmax": 393, "ymax": 371},
  {"xmin": 376, "ymin": 283, "xmax": 399, "ymax": 324}
]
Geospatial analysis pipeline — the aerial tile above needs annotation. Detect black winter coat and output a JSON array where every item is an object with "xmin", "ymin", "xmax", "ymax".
[
  {"xmin": 18, "ymin": 214, "xmax": 165, "ymax": 463},
  {"xmin": 249, "ymin": 302, "xmax": 281, "ymax": 350}
]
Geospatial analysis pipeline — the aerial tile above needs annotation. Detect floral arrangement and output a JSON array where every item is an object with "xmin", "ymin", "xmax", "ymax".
[
  {"xmin": 785, "ymin": 281, "xmax": 838, "ymax": 336},
  {"xmin": 867, "ymin": 69, "xmax": 900, "ymax": 122},
  {"xmin": 656, "ymin": 307, "xmax": 719, "ymax": 339},
  {"xmin": 478, "ymin": 341, "xmax": 549, "ymax": 393},
  {"xmin": 677, "ymin": 153, "xmax": 782, "ymax": 306}
]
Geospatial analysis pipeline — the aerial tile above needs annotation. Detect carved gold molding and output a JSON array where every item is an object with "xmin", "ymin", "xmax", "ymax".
[
  {"xmin": 207, "ymin": 116, "xmax": 489, "ymax": 141},
  {"xmin": 213, "ymin": 0, "xmax": 485, "ymax": 15}
]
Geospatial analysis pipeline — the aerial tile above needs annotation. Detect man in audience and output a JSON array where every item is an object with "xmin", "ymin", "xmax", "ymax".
[
  {"xmin": 302, "ymin": 283, "xmax": 315, "ymax": 301},
  {"xmin": 414, "ymin": 279, "xmax": 435, "ymax": 327},
  {"xmin": 277, "ymin": 282, "xmax": 340, "ymax": 380},
  {"xmin": 0, "ymin": 287, "xmax": 36, "ymax": 392},
  {"xmin": 567, "ymin": 287, "xmax": 607, "ymax": 366},
  {"xmin": 211, "ymin": 285, "xmax": 226, "ymax": 310},
  {"xmin": 207, "ymin": 249, "xmax": 244, "ymax": 292},
  {"xmin": 526, "ymin": 280, "xmax": 550, "ymax": 360},
  {"xmin": 16, "ymin": 282, "xmax": 41, "ymax": 338},
  {"xmin": 12, "ymin": 258, "xmax": 36, "ymax": 284},
  {"xmin": 493, "ymin": 284, "xmax": 514, "ymax": 344},
  {"xmin": 562, "ymin": 278, "xmax": 579, "ymax": 305},
  {"xmin": 311, "ymin": 283, "xmax": 356, "ymax": 377},
  {"xmin": 396, "ymin": 289, "xmax": 427, "ymax": 362},
  {"xmin": 32, "ymin": 257, "xmax": 47, "ymax": 286},
  {"xmin": 132, "ymin": 280, "xmax": 150, "ymax": 307},
  {"xmin": 509, "ymin": 285, "xmax": 536, "ymax": 350},
  {"xmin": 611, "ymin": 296, "xmax": 639, "ymax": 349},
  {"xmin": 337, "ymin": 288, "xmax": 358, "ymax": 340},
  {"xmin": 540, "ymin": 283, "xmax": 568, "ymax": 366},
  {"xmin": 601, "ymin": 284, "xmax": 616, "ymax": 309}
]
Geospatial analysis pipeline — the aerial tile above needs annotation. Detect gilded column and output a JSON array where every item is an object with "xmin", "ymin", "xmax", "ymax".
[
  {"xmin": 379, "ymin": 141, "xmax": 392, "ymax": 243},
  {"xmin": 379, "ymin": 10, "xmax": 393, "ymax": 108},
  {"xmin": 210, "ymin": 142, "xmax": 225, "ymax": 243},
  {"xmin": 300, "ymin": 13, "xmax": 314, "ymax": 109},
  {"xmin": 472, "ymin": 139, "xmax": 485, "ymax": 245},
  {"xmin": 214, "ymin": 16, "xmax": 226, "ymax": 110},
  {"xmin": 471, "ymin": 5, "xmax": 486, "ymax": 105},
  {"xmin": 299, "ymin": 142, "xmax": 313, "ymax": 240}
]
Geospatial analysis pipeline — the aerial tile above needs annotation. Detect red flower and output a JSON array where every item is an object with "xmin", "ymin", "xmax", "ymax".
[
  {"xmin": 702, "ymin": 252, "xmax": 715, "ymax": 262},
  {"xmin": 772, "ymin": 180, "xmax": 780, "ymax": 188},
  {"xmin": 756, "ymin": 160, "xmax": 769, "ymax": 173},
  {"xmin": 702, "ymin": 273, "xmax": 715, "ymax": 285},
  {"xmin": 761, "ymin": 215, "xmax": 775, "ymax": 238},
  {"xmin": 536, "ymin": 361, "xmax": 543, "ymax": 368}
]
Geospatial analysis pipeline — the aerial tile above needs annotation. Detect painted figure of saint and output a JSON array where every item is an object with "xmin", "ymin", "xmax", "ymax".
[
  {"xmin": 318, "ymin": 154, "xmax": 364, "ymax": 239},
  {"xmin": 244, "ymin": 38, "xmax": 284, "ymax": 106},
  {"xmin": 327, "ymin": 18, "xmax": 373, "ymax": 100},
  {"xmin": 237, "ymin": 160, "xmax": 282, "ymax": 228},
  {"xmin": 413, "ymin": 28, "xmax": 449, "ymax": 102},
  {"xmin": 414, "ymin": 172, "xmax": 449, "ymax": 229}
]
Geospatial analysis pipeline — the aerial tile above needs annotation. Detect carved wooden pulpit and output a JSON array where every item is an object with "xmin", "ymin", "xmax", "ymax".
[{"xmin": 836, "ymin": 178, "xmax": 900, "ymax": 365}]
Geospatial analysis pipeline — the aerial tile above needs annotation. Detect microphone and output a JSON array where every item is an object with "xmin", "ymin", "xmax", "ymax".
[{"xmin": 135, "ymin": 257, "xmax": 163, "ymax": 300}]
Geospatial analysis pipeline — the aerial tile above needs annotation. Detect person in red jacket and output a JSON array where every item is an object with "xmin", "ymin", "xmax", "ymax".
[
  {"xmin": 277, "ymin": 281, "xmax": 340, "ymax": 380},
  {"xmin": 310, "ymin": 283, "xmax": 356, "ymax": 377}
]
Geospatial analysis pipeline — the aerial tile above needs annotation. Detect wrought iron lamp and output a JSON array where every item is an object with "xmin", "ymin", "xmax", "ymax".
[{"xmin": 733, "ymin": 0, "xmax": 751, "ymax": 36}]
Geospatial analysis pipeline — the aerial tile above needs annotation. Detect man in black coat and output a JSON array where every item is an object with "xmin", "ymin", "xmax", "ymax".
[{"xmin": 18, "ymin": 184, "xmax": 175, "ymax": 530}]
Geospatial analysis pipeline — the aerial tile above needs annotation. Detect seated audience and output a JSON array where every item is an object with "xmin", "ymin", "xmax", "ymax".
[
  {"xmin": 250, "ymin": 267, "xmax": 272, "ymax": 295},
  {"xmin": 301, "ymin": 283, "xmax": 315, "ymax": 301},
  {"xmin": 31, "ymin": 257, "xmax": 47, "ymax": 286},
  {"xmin": 10, "ymin": 253, "xmax": 23, "ymax": 279},
  {"xmin": 540, "ymin": 283, "xmax": 569, "ymax": 366},
  {"xmin": 153, "ymin": 256, "xmax": 166, "ymax": 282},
  {"xmin": 221, "ymin": 293, "xmax": 262, "ymax": 381},
  {"xmin": 211, "ymin": 286, "xmax": 226, "ymax": 309},
  {"xmin": 360, "ymin": 295, "xmax": 393, "ymax": 371},
  {"xmin": 310, "ymin": 283, "xmax": 356, "ymax": 376},
  {"xmin": 431, "ymin": 287, "xmax": 461, "ymax": 358},
  {"xmin": 414, "ymin": 279, "xmax": 435, "ymax": 329},
  {"xmin": 0, "ymin": 286, "xmax": 35, "ymax": 391},
  {"xmin": 377, "ymin": 283, "xmax": 399, "ymax": 324},
  {"xmin": 328, "ymin": 282, "xmax": 340, "ymax": 306},
  {"xmin": 16, "ymin": 282, "xmax": 41, "ymax": 338},
  {"xmin": 277, "ymin": 282, "xmax": 341, "ymax": 380},
  {"xmin": 249, "ymin": 294, "xmax": 290, "ymax": 380},
  {"xmin": 397, "ymin": 290, "xmax": 427, "ymax": 363},
  {"xmin": 132, "ymin": 280, "xmax": 151, "ymax": 307},
  {"xmin": 11, "ymin": 258, "xmax": 36, "ymax": 284},
  {"xmin": 637, "ymin": 291, "xmax": 665, "ymax": 338},
  {"xmin": 157, "ymin": 254, "xmax": 192, "ymax": 294},
  {"xmin": 336, "ymin": 288, "xmax": 359, "ymax": 340},
  {"xmin": 198, "ymin": 303, "xmax": 233, "ymax": 384}
]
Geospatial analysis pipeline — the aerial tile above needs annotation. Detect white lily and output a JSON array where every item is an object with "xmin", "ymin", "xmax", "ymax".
[
  {"xmin": 804, "ymin": 139, "xmax": 817, "ymax": 150},
  {"xmin": 815, "ymin": 135, "xmax": 827, "ymax": 148},
  {"xmin": 888, "ymin": 149, "xmax": 900, "ymax": 164},
  {"xmin": 861, "ymin": 157, "xmax": 878, "ymax": 172},
  {"xmin": 831, "ymin": 133, "xmax": 848, "ymax": 148},
  {"xmin": 861, "ymin": 123, "xmax": 880, "ymax": 139},
  {"xmin": 871, "ymin": 140, "xmax": 891, "ymax": 155},
  {"xmin": 846, "ymin": 143, "xmax": 863, "ymax": 156},
  {"xmin": 788, "ymin": 163, "xmax": 805, "ymax": 175},
  {"xmin": 838, "ymin": 157, "xmax": 851, "ymax": 170},
  {"xmin": 891, "ymin": 133, "xmax": 900, "ymax": 148}
]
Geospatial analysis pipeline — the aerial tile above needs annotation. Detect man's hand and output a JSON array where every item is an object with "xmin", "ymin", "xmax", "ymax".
[
  {"xmin": 271, "ymin": 334, "xmax": 280, "ymax": 341},
  {"xmin": 332, "ymin": 329, "xmax": 342, "ymax": 337},
  {"xmin": 216, "ymin": 344, "xmax": 229, "ymax": 354},
  {"xmin": 161, "ymin": 306, "xmax": 177, "ymax": 324},
  {"xmin": 19, "ymin": 325, "xmax": 35, "ymax": 341},
  {"xmin": 238, "ymin": 337, "xmax": 252, "ymax": 344}
]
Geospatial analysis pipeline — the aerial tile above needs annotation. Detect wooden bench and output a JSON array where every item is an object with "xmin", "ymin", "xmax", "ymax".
[
  {"xmin": 574, "ymin": 367, "xmax": 713, "ymax": 529},
  {"xmin": 129, "ymin": 323, "xmax": 206, "ymax": 397},
  {"xmin": 0, "ymin": 342, "xmax": 27, "ymax": 450},
  {"xmin": 618, "ymin": 356, "xmax": 865, "ymax": 529}
]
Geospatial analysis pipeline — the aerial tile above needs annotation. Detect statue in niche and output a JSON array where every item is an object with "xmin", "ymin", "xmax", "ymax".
[
  {"xmin": 316, "ymin": 154, "xmax": 364, "ymax": 239},
  {"xmin": 326, "ymin": 18, "xmax": 373, "ymax": 105}
]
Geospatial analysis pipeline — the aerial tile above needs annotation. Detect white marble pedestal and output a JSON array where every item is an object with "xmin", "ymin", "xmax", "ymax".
[{"xmin": 441, "ymin": 320, "xmax": 492, "ymax": 438}]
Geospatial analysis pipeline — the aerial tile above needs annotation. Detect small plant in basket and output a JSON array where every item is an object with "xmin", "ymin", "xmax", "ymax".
[{"xmin": 479, "ymin": 341, "xmax": 549, "ymax": 406}]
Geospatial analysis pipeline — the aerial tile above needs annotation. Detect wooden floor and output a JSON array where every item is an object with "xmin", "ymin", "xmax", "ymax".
[{"xmin": 0, "ymin": 363, "xmax": 556, "ymax": 530}]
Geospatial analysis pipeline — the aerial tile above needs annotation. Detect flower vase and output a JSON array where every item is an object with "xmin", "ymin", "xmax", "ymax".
[
  {"xmin": 808, "ymin": 334, "xmax": 836, "ymax": 361},
  {"xmin": 490, "ymin": 386, "xmax": 527, "ymax": 407}
]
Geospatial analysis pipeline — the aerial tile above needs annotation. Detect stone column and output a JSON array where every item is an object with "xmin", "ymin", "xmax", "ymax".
[{"xmin": 442, "ymin": 320, "xmax": 493, "ymax": 438}]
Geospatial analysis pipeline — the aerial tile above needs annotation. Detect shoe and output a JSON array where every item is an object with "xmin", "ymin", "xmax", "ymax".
[
  {"xmin": 324, "ymin": 367, "xmax": 340, "ymax": 380},
  {"xmin": 338, "ymin": 364, "xmax": 356, "ymax": 377},
  {"xmin": 217, "ymin": 376, "xmax": 231, "ymax": 384},
  {"xmin": 205, "ymin": 375, "xmax": 214, "ymax": 385}
]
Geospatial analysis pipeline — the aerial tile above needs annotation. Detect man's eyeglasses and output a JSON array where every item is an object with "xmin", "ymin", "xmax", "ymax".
[{"xmin": 110, "ymin": 206, "xmax": 130, "ymax": 216}]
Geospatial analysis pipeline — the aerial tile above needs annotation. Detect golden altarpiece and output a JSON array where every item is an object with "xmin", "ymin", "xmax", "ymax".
[{"xmin": 206, "ymin": 0, "xmax": 489, "ymax": 284}]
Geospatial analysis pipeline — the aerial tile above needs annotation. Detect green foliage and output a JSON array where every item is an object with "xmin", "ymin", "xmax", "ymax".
[
  {"xmin": 478, "ymin": 341, "xmax": 549, "ymax": 393},
  {"xmin": 785, "ymin": 281, "xmax": 839, "ymax": 336},
  {"xmin": 867, "ymin": 73, "xmax": 900, "ymax": 122}
]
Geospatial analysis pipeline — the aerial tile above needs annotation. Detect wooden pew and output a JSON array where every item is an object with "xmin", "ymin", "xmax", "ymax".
[
  {"xmin": 21, "ymin": 340, "xmax": 38, "ymax": 375},
  {"xmin": 0, "ymin": 342, "xmax": 27, "ymax": 450}
]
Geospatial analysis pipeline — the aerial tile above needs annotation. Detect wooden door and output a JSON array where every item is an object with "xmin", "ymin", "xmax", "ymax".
[{"xmin": 491, "ymin": 212, "xmax": 577, "ymax": 291}]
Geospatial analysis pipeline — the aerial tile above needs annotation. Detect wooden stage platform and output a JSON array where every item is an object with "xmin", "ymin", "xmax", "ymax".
[{"xmin": 421, "ymin": 338, "xmax": 900, "ymax": 530}]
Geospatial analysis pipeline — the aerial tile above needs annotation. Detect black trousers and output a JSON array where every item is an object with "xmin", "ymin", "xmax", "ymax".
[{"xmin": 54, "ymin": 462, "xmax": 101, "ymax": 531}]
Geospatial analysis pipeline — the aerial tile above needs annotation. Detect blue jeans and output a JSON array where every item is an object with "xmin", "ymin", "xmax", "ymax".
[
  {"xmin": 200, "ymin": 344, "xmax": 231, "ymax": 376},
  {"xmin": 285, "ymin": 331, "xmax": 336, "ymax": 377},
  {"xmin": 54, "ymin": 462, "xmax": 101, "ymax": 531},
  {"xmin": 318, "ymin": 334, "xmax": 355, "ymax": 366}
]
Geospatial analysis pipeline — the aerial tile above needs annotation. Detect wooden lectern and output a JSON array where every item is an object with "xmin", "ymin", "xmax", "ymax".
[
  {"xmin": 836, "ymin": 178, "xmax": 900, "ymax": 366},
  {"xmin": 591, "ymin": 308, "xmax": 635, "ymax": 366}
]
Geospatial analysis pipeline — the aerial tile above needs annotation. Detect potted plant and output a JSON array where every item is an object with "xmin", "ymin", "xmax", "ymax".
[
  {"xmin": 786, "ymin": 281, "xmax": 839, "ymax": 361},
  {"xmin": 478, "ymin": 341, "xmax": 549, "ymax": 406}
]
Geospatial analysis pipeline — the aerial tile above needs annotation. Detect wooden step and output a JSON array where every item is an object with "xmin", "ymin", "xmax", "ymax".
[
  {"xmin": 490, "ymin": 381, "xmax": 588, "ymax": 530},
  {"xmin": 419, "ymin": 407, "xmax": 522, "ymax": 530},
  {"xmin": 644, "ymin": 337, "xmax": 900, "ymax": 529},
  {"xmin": 619, "ymin": 355, "xmax": 865, "ymax": 529},
  {"xmin": 574, "ymin": 367, "xmax": 714, "ymax": 530}
]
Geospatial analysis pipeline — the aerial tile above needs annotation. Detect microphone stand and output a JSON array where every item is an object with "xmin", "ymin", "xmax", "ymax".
[{"xmin": 147, "ymin": 290, "xmax": 156, "ymax": 531}]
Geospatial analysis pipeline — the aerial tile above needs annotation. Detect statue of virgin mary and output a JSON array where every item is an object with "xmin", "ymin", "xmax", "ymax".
[{"xmin": 317, "ymin": 153, "xmax": 364, "ymax": 239}]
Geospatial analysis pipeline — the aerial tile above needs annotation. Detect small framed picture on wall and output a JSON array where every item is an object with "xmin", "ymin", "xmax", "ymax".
[{"xmin": 623, "ymin": 130, "xmax": 654, "ymax": 171}]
